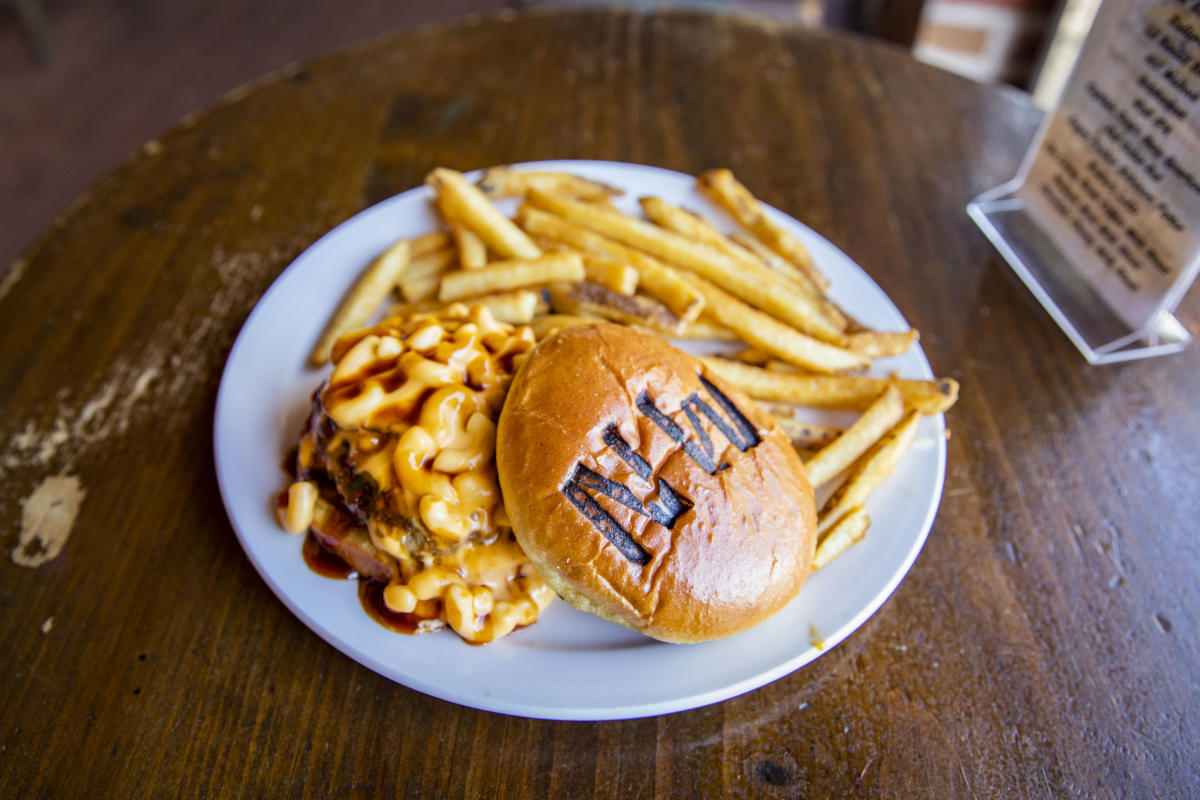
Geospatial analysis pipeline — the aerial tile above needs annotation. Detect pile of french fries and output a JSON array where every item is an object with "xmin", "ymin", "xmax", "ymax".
[{"xmin": 308, "ymin": 165, "xmax": 959, "ymax": 570}]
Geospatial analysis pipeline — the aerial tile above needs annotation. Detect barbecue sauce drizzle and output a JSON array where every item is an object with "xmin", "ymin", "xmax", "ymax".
[
  {"xmin": 283, "ymin": 433, "xmax": 440, "ymax": 636},
  {"xmin": 296, "ymin": 529, "xmax": 441, "ymax": 635}
]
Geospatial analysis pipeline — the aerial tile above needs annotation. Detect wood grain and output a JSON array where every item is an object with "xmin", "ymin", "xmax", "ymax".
[{"xmin": 1, "ymin": 8, "xmax": 1197, "ymax": 798}]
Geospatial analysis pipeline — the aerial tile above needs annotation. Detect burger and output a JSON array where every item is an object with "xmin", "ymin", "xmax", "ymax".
[
  {"xmin": 279, "ymin": 308, "xmax": 817, "ymax": 644},
  {"xmin": 498, "ymin": 322, "xmax": 816, "ymax": 643}
]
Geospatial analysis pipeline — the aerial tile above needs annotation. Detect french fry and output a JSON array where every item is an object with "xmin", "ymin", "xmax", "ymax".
[
  {"xmin": 640, "ymin": 195, "xmax": 848, "ymax": 338},
  {"xmin": 845, "ymin": 329, "xmax": 919, "ymax": 358},
  {"xmin": 804, "ymin": 386, "xmax": 904, "ymax": 487},
  {"xmin": 737, "ymin": 352, "xmax": 813, "ymax": 375},
  {"xmin": 639, "ymin": 196, "xmax": 760, "ymax": 266},
  {"xmin": 387, "ymin": 290, "xmax": 544, "ymax": 325},
  {"xmin": 310, "ymin": 239, "xmax": 411, "ymax": 365},
  {"xmin": 438, "ymin": 252, "xmax": 583, "ymax": 301},
  {"xmin": 673, "ymin": 319, "xmax": 739, "ymax": 341},
  {"xmin": 403, "ymin": 248, "xmax": 457, "ymax": 279},
  {"xmin": 687, "ymin": 275, "xmax": 869, "ymax": 374},
  {"xmin": 445, "ymin": 213, "xmax": 487, "ymax": 269},
  {"xmin": 700, "ymin": 357, "xmax": 959, "ymax": 414},
  {"xmin": 765, "ymin": 360, "xmax": 809, "ymax": 374},
  {"xmin": 812, "ymin": 507, "xmax": 869, "ymax": 569},
  {"xmin": 472, "ymin": 289, "xmax": 543, "ymax": 323},
  {"xmin": 580, "ymin": 253, "xmax": 639, "ymax": 295},
  {"xmin": 385, "ymin": 298, "xmax": 442, "ymax": 318},
  {"xmin": 697, "ymin": 168, "xmax": 830, "ymax": 292},
  {"xmin": 516, "ymin": 205, "xmax": 703, "ymax": 320},
  {"xmin": 753, "ymin": 399, "xmax": 810, "ymax": 418},
  {"xmin": 409, "ymin": 231, "xmax": 453, "ymax": 259},
  {"xmin": 528, "ymin": 313, "xmax": 601, "ymax": 339},
  {"xmin": 396, "ymin": 248, "xmax": 457, "ymax": 302},
  {"xmin": 426, "ymin": 168, "xmax": 541, "ymax": 259},
  {"xmin": 534, "ymin": 238, "xmax": 638, "ymax": 293},
  {"xmin": 456, "ymin": 224, "xmax": 488, "ymax": 268},
  {"xmin": 735, "ymin": 234, "xmax": 851, "ymax": 336},
  {"xmin": 734, "ymin": 348, "xmax": 772, "ymax": 366},
  {"xmin": 728, "ymin": 232, "xmax": 846, "ymax": 328},
  {"xmin": 547, "ymin": 280, "xmax": 685, "ymax": 334},
  {"xmin": 818, "ymin": 410, "xmax": 920, "ymax": 535},
  {"xmin": 770, "ymin": 415, "xmax": 842, "ymax": 449},
  {"xmin": 526, "ymin": 189, "xmax": 845, "ymax": 343},
  {"xmin": 435, "ymin": 187, "xmax": 489, "ymax": 269},
  {"xmin": 477, "ymin": 166, "xmax": 623, "ymax": 201},
  {"xmin": 728, "ymin": 232, "xmax": 813, "ymax": 290},
  {"xmin": 398, "ymin": 274, "xmax": 441, "ymax": 302}
]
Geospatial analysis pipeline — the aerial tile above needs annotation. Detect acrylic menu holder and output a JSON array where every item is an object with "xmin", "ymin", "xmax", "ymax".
[{"xmin": 968, "ymin": 0, "xmax": 1199, "ymax": 364}]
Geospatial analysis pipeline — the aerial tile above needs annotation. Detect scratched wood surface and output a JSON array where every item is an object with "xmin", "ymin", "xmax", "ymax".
[{"xmin": 2, "ymin": 9, "xmax": 1198, "ymax": 798}]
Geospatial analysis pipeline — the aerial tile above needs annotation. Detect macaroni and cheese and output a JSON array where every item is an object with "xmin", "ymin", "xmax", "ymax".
[{"xmin": 280, "ymin": 304, "xmax": 553, "ymax": 643}]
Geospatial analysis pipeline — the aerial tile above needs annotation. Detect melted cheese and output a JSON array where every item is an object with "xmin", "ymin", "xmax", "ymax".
[{"xmin": 284, "ymin": 304, "xmax": 551, "ymax": 643}]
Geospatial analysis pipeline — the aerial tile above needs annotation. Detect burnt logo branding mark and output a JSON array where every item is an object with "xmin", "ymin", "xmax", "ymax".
[{"xmin": 561, "ymin": 375, "xmax": 760, "ymax": 565}]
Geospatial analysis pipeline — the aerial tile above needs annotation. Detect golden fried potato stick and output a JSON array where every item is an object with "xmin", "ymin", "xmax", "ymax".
[
  {"xmin": 409, "ymin": 230, "xmax": 453, "ymax": 259},
  {"xmin": 734, "ymin": 347, "xmax": 772, "ymax": 366},
  {"xmin": 579, "ymin": 253, "xmax": 639, "ymax": 295},
  {"xmin": 812, "ymin": 507, "xmax": 869, "ymax": 570},
  {"xmin": 455, "ymin": 224, "xmax": 489, "ymax": 269},
  {"xmin": 396, "ymin": 248, "xmax": 457, "ymax": 302},
  {"xmin": 687, "ymin": 275, "xmax": 869, "ymax": 374},
  {"xmin": 804, "ymin": 386, "xmax": 904, "ymax": 487},
  {"xmin": 640, "ymin": 195, "xmax": 852, "ymax": 341},
  {"xmin": 477, "ymin": 166, "xmax": 623, "ymax": 201},
  {"xmin": 535, "ymin": 238, "xmax": 640, "ymax": 295},
  {"xmin": 844, "ymin": 329, "xmax": 919, "ymax": 358},
  {"xmin": 673, "ymin": 319, "xmax": 740, "ymax": 341},
  {"xmin": 765, "ymin": 360, "xmax": 810, "ymax": 374},
  {"xmin": 526, "ymin": 189, "xmax": 844, "ymax": 343},
  {"xmin": 697, "ymin": 168, "xmax": 830, "ymax": 292},
  {"xmin": 387, "ymin": 290, "xmax": 544, "ymax": 325},
  {"xmin": 528, "ymin": 313, "xmax": 601, "ymax": 339},
  {"xmin": 727, "ymin": 232, "xmax": 821, "ymax": 294},
  {"xmin": 516, "ymin": 204, "xmax": 703, "ymax": 320},
  {"xmin": 818, "ymin": 410, "xmax": 920, "ymax": 535},
  {"xmin": 547, "ymin": 280, "xmax": 685, "ymax": 335},
  {"xmin": 700, "ymin": 357, "xmax": 959, "ymax": 414},
  {"xmin": 438, "ymin": 252, "xmax": 584, "ymax": 301},
  {"xmin": 435, "ymin": 190, "xmax": 489, "ymax": 270},
  {"xmin": 639, "ymin": 196, "xmax": 762, "ymax": 267},
  {"xmin": 727, "ymin": 232, "xmax": 847, "ymax": 330},
  {"xmin": 427, "ymin": 168, "xmax": 541, "ymax": 259},
  {"xmin": 769, "ymin": 415, "xmax": 843, "ymax": 449},
  {"xmin": 310, "ymin": 239, "xmax": 410, "ymax": 366}
]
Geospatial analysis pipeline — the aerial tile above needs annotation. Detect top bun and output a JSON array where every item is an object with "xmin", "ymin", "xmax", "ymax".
[{"xmin": 496, "ymin": 323, "xmax": 816, "ymax": 643}]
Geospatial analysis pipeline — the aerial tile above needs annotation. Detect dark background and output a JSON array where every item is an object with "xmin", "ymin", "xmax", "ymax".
[
  {"xmin": 1, "ymin": 1, "xmax": 520, "ymax": 277},
  {"xmin": 0, "ymin": 0, "xmax": 988, "ymax": 277}
]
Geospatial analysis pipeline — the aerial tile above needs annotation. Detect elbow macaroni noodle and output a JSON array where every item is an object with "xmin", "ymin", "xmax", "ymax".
[
  {"xmin": 279, "ymin": 481, "xmax": 318, "ymax": 534},
  {"xmin": 281, "ymin": 304, "xmax": 552, "ymax": 643}
]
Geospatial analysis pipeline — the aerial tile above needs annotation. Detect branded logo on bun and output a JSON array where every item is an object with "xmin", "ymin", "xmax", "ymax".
[
  {"xmin": 497, "ymin": 323, "xmax": 817, "ymax": 643},
  {"xmin": 560, "ymin": 376, "xmax": 762, "ymax": 566}
]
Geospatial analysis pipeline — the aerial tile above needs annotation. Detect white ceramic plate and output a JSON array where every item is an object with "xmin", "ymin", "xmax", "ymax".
[{"xmin": 214, "ymin": 160, "xmax": 946, "ymax": 720}]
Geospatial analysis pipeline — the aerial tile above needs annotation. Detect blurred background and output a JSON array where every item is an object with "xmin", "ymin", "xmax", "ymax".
[{"xmin": 1, "ymin": 0, "xmax": 1102, "ymax": 275}]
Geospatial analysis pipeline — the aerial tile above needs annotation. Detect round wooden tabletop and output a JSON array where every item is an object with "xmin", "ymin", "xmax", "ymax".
[{"xmin": 2, "ymin": 8, "xmax": 1196, "ymax": 797}]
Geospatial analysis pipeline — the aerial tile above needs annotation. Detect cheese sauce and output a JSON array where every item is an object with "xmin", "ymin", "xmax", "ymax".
[{"xmin": 279, "ymin": 305, "xmax": 554, "ymax": 643}]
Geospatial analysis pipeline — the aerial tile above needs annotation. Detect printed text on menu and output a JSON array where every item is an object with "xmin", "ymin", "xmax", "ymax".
[{"xmin": 1018, "ymin": 1, "xmax": 1200, "ymax": 330}]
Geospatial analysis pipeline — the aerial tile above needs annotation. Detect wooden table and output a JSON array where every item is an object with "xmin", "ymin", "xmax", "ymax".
[{"xmin": 3, "ymin": 9, "xmax": 1196, "ymax": 797}]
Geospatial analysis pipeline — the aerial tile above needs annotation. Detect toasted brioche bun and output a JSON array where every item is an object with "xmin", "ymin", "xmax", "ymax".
[{"xmin": 496, "ymin": 323, "xmax": 816, "ymax": 643}]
